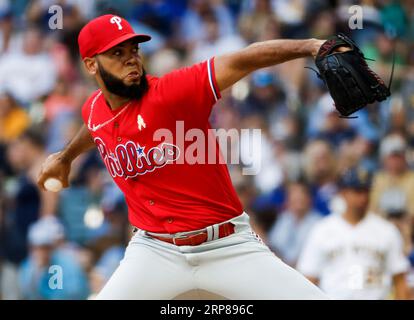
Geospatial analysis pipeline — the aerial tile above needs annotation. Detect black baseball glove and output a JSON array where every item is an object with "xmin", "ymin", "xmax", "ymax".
[{"xmin": 314, "ymin": 33, "xmax": 392, "ymax": 117}]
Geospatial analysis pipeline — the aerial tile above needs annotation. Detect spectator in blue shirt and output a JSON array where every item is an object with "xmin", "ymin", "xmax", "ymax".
[
  {"xmin": 19, "ymin": 216, "xmax": 89, "ymax": 300},
  {"xmin": 268, "ymin": 182, "xmax": 322, "ymax": 267}
]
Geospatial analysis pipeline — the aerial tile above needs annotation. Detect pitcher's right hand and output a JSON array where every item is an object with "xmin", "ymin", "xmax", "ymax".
[{"xmin": 37, "ymin": 152, "xmax": 71, "ymax": 191}]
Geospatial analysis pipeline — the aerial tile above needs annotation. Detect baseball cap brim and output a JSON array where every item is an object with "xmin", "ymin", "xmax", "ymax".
[{"xmin": 97, "ymin": 33, "xmax": 151, "ymax": 55}]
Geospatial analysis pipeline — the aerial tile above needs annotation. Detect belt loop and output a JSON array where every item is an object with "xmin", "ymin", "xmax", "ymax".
[
  {"xmin": 206, "ymin": 226, "xmax": 213, "ymax": 241},
  {"xmin": 212, "ymin": 224, "xmax": 219, "ymax": 240}
]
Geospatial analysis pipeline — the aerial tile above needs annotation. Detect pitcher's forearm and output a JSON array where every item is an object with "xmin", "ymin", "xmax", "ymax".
[
  {"xmin": 60, "ymin": 124, "xmax": 95, "ymax": 163},
  {"xmin": 238, "ymin": 39, "xmax": 321, "ymax": 71},
  {"xmin": 215, "ymin": 38, "xmax": 324, "ymax": 91}
]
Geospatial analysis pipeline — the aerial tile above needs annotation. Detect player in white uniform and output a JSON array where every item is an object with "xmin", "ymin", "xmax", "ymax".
[{"xmin": 297, "ymin": 167, "xmax": 411, "ymax": 300}]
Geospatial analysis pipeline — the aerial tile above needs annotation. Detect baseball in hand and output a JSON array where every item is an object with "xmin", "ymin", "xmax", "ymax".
[{"xmin": 44, "ymin": 178, "xmax": 63, "ymax": 192}]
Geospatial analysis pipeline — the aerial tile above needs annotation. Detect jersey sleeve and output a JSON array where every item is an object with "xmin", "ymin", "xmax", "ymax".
[
  {"xmin": 154, "ymin": 58, "xmax": 221, "ymax": 125},
  {"xmin": 296, "ymin": 224, "xmax": 324, "ymax": 278},
  {"xmin": 385, "ymin": 225, "xmax": 410, "ymax": 276}
]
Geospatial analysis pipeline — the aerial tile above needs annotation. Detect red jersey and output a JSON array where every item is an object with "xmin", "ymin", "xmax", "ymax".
[{"xmin": 81, "ymin": 58, "xmax": 243, "ymax": 233}]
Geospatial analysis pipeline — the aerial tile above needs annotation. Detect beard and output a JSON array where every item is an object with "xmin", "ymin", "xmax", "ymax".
[{"xmin": 97, "ymin": 61, "xmax": 149, "ymax": 100}]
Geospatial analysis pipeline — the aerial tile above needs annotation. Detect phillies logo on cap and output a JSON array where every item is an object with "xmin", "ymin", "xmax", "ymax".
[
  {"xmin": 110, "ymin": 16, "xmax": 123, "ymax": 30},
  {"xmin": 77, "ymin": 14, "xmax": 151, "ymax": 59}
]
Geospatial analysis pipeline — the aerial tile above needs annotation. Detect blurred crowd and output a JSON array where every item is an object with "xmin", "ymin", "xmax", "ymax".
[{"xmin": 0, "ymin": 0, "xmax": 414, "ymax": 300}]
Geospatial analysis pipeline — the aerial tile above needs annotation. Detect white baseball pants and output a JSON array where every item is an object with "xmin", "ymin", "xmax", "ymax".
[{"xmin": 96, "ymin": 212, "xmax": 328, "ymax": 300}]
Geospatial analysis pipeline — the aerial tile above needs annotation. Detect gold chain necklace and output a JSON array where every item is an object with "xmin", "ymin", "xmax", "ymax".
[{"xmin": 87, "ymin": 90, "xmax": 132, "ymax": 132}]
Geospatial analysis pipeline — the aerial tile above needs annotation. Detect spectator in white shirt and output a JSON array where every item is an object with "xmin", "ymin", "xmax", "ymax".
[{"xmin": 0, "ymin": 26, "xmax": 57, "ymax": 106}]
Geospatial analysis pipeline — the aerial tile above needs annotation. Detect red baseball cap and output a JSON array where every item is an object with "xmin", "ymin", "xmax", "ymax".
[{"xmin": 78, "ymin": 14, "xmax": 151, "ymax": 59}]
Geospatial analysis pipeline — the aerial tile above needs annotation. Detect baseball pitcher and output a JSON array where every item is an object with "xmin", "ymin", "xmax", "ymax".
[{"xmin": 38, "ymin": 14, "xmax": 331, "ymax": 300}]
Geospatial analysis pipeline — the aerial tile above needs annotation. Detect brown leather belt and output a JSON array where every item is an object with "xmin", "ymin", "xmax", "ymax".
[{"xmin": 148, "ymin": 222, "xmax": 235, "ymax": 246}]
